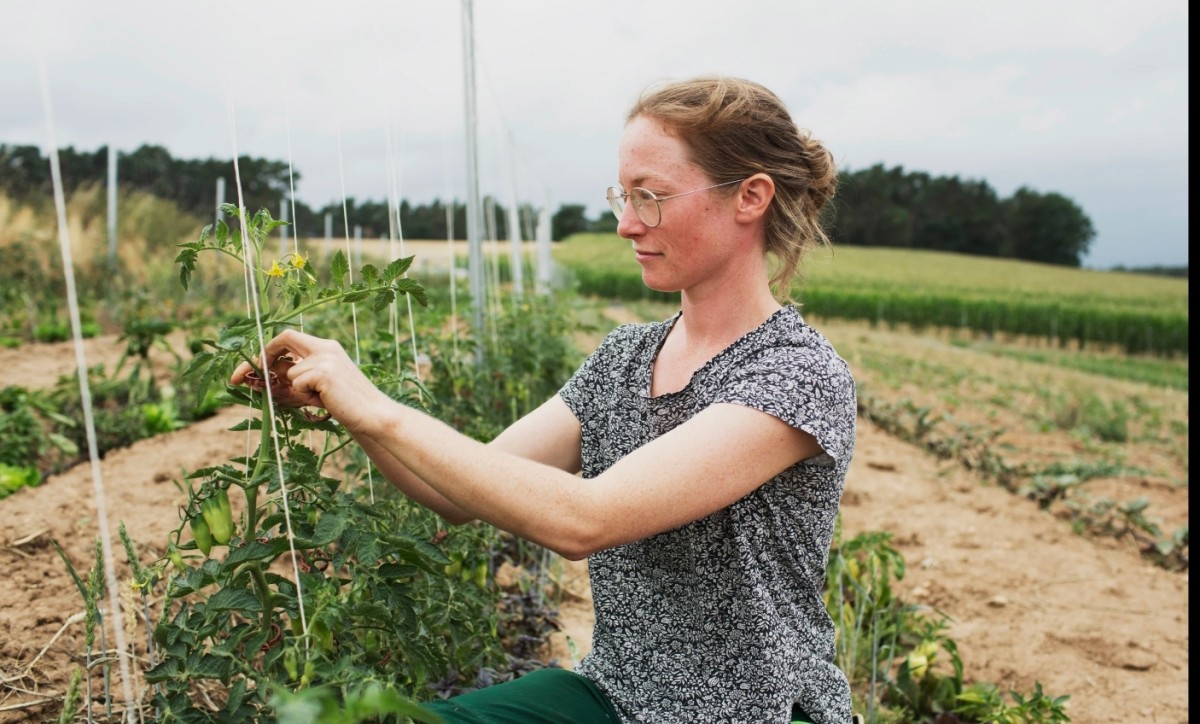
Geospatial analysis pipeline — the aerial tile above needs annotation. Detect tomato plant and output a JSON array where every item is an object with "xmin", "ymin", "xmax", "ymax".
[{"xmin": 125, "ymin": 206, "xmax": 502, "ymax": 721}]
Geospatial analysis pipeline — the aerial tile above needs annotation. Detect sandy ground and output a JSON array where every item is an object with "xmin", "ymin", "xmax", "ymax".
[{"xmin": 0, "ymin": 330, "xmax": 1189, "ymax": 723}]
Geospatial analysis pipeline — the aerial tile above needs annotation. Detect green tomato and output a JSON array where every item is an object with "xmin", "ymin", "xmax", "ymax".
[
  {"xmin": 190, "ymin": 515, "xmax": 213, "ymax": 557},
  {"xmin": 201, "ymin": 490, "xmax": 233, "ymax": 545},
  {"xmin": 284, "ymin": 648, "xmax": 298, "ymax": 681},
  {"xmin": 166, "ymin": 544, "xmax": 186, "ymax": 573},
  {"xmin": 217, "ymin": 487, "xmax": 233, "ymax": 525}
]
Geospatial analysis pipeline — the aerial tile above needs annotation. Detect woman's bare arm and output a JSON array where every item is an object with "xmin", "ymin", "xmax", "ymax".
[{"xmin": 234, "ymin": 330, "xmax": 820, "ymax": 560}]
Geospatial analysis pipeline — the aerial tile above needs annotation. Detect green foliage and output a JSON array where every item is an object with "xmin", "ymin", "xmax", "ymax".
[
  {"xmin": 825, "ymin": 523, "xmax": 1072, "ymax": 722},
  {"xmin": 105, "ymin": 206, "xmax": 506, "ymax": 720},
  {"xmin": 551, "ymin": 204, "xmax": 591, "ymax": 240},
  {"xmin": 0, "ymin": 143, "xmax": 294, "ymax": 224},
  {"xmin": 268, "ymin": 681, "xmax": 445, "ymax": 724},
  {"xmin": 956, "ymin": 681, "xmax": 1072, "ymax": 723},
  {"xmin": 0, "ymin": 385, "xmax": 78, "ymax": 477},
  {"xmin": 55, "ymin": 668, "xmax": 85, "ymax": 724},
  {"xmin": 1063, "ymin": 496, "xmax": 1189, "ymax": 572},
  {"xmin": 1050, "ymin": 393, "xmax": 1130, "ymax": 443},
  {"xmin": 948, "ymin": 340, "xmax": 1188, "ymax": 391},
  {"xmin": 7, "ymin": 315, "xmax": 213, "ymax": 470},
  {"xmin": 44, "ymin": 363, "xmax": 190, "ymax": 464},
  {"xmin": 426, "ymin": 295, "xmax": 584, "ymax": 442},
  {"xmin": 0, "ymin": 462, "xmax": 41, "ymax": 499},
  {"xmin": 856, "ymin": 387, "xmax": 1188, "ymax": 571},
  {"xmin": 829, "ymin": 164, "xmax": 1095, "ymax": 266}
]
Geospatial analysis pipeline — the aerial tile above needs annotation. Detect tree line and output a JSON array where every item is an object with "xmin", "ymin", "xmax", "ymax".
[
  {"xmin": 3, "ymin": 143, "xmax": 1101, "ymax": 267},
  {"xmin": 0, "ymin": 144, "xmax": 544, "ymax": 243}
]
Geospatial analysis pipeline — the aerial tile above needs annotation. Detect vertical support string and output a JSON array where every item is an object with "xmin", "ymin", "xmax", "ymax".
[
  {"xmin": 334, "ymin": 125, "xmax": 375, "ymax": 503},
  {"xmin": 382, "ymin": 122, "xmax": 403, "ymax": 382},
  {"xmin": 284, "ymin": 109, "xmax": 303, "ymax": 330},
  {"xmin": 38, "ymin": 58, "xmax": 138, "ymax": 723},
  {"xmin": 223, "ymin": 81, "xmax": 310, "ymax": 648},
  {"xmin": 442, "ymin": 132, "xmax": 459, "ymax": 359},
  {"xmin": 383, "ymin": 120, "xmax": 423, "ymax": 387}
]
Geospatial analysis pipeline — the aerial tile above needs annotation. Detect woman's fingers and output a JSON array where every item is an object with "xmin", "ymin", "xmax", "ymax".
[
  {"xmin": 230, "ymin": 360, "xmax": 255, "ymax": 385},
  {"xmin": 227, "ymin": 330, "xmax": 373, "ymax": 423}
]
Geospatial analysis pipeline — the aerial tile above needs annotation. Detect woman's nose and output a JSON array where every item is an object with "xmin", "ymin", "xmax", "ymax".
[{"xmin": 616, "ymin": 202, "xmax": 645, "ymax": 237}]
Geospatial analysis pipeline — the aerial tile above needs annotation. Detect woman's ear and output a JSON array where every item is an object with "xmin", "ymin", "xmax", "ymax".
[{"xmin": 734, "ymin": 173, "xmax": 775, "ymax": 223}]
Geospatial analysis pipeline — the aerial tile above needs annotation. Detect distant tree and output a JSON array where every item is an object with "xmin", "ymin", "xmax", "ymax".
[
  {"xmin": 396, "ymin": 199, "xmax": 466, "ymax": 241},
  {"xmin": 551, "ymin": 203, "xmax": 589, "ymax": 240},
  {"xmin": 590, "ymin": 208, "xmax": 618, "ymax": 234},
  {"xmin": 911, "ymin": 175, "xmax": 1004, "ymax": 256},
  {"xmin": 1002, "ymin": 187, "xmax": 1095, "ymax": 267},
  {"xmin": 0, "ymin": 144, "xmax": 52, "ymax": 199},
  {"xmin": 1110, "ymin": 265, "xmax": 1188, "ymax": 278},
  {"xmin": 829, "ymin": 164, "xmax": 916, "ymax": 248}
]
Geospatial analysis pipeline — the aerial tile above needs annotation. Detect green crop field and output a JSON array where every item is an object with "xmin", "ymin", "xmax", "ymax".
[{"xmin": 554, "ymin": 233, "xmax": 1190, "ymax": 356}]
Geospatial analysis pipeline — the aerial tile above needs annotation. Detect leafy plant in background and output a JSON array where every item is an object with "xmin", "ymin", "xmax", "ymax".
[
  {"xmin": 824, "ymin": 520, "xmax": 1071, "ymax": 722},
  {"xmin": 0, "ymin": 384, "xmax": 78, "ymax": 480},
  {"xmin": 0, "ymin": 462, "xmax": 41, "ymax": 499},
  {"xmin": 955, "ymin": 680, "xmax": 1072, "ymax": 723},
  {"xmin": 425, "ymin": 295, "xmax": 583, "ymax": 442}
]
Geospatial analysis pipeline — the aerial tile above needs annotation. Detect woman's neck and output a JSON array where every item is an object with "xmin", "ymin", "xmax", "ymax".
[{"xmin": 676, "ymin": 282, "xmax": 781, "ymax": 354}]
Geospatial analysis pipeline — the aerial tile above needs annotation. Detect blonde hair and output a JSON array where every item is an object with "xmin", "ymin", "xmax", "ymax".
[{"xmin": 628, "ymin": 76, "xmax": 837, "ymax": 297}]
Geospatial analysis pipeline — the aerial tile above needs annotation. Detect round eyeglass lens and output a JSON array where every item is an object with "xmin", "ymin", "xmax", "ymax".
[
  {"xmin": 631, "ymin": 188, "xmax": 660, "ymax": 227},
  {"xmin": 606, "ymin": 187, "xmax": 625, "ymax": 219}
]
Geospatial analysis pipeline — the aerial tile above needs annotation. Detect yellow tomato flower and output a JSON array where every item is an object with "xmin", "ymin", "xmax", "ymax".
[
  {"xmin": 289, "ymin": 252, "xmax": 308, "ymax": 269},
  {"xmin": 265, "ymin": 260, "xmax": 286, "ymax": 278}
]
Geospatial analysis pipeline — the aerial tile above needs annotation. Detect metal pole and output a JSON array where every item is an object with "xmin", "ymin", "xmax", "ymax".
[
  {"xmin": 324, "ymin": 212, "xmax": 333, "ymax": 257},
  {"xmin": 215, "ymin": 176, "xmax": 226, "ymax": 224},
  {"xmin": 506, "ymin": 130, "xmax": 524, "ymax": 296},
  {"xmin": 106, "ymin": 145, "xmax": 117, "ymax": 267},
  {"xmin": 279, "ymin": 197, "xmax": 289, "ymax": 257},
  {"xmin": 354, "ymin": 224, "xmax": 363, "ymax": 268},
  {"xmin": 461, "ymin": 0, "xmax": 485, "ymax": 350},
  {"xmin": 536, "ymin": 206, "xmax": 552, "ymax": 294}
]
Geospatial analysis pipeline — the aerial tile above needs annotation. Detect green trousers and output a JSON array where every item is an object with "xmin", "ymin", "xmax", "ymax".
[
  {"xmin": 423, "ymin": 667, "xmax": 816, "ymax": 723},
  {"xmin": 424, "ymin": 668, "xmax": 622, "ymax": 723}
]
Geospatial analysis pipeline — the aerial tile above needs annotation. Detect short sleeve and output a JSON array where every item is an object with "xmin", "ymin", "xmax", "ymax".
[
  {"xmin": 714, "ymin": 345, "xmax": 857, "ymax": 463},
  {"xmin": 558, "ymin": 324, "xmax": 639, "ymax": 425}
]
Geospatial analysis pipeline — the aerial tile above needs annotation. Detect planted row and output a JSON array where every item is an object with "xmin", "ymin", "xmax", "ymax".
[
  {"xmin": 799, "ymin": 286, "xmax": 1188, "ymax": 356},
  {"xmin": 553, "ymin": 235, "xmax": 1189, "ymax": 357},
  {"xmin": 0, "ymin": 323, "xmax": 224, "ymax": 491}
]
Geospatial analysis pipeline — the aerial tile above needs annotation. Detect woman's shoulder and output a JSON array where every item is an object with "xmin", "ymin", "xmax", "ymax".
[
  {"xmin": 747, "ymin": 306, "xmax": 845, "ymax": 363},
  {"xmin": 596, "ymin": 312, "xmax": 678, "ymax": 353}
]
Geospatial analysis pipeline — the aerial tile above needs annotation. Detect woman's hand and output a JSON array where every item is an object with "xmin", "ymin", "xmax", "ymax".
[{"xmin": 230, "ymin": 329, "xmax": 389, "ymax": 434}]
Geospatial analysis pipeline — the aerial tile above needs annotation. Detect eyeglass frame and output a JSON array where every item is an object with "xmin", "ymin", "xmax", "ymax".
[{"xmin": 606, "ymin": 178, "xmax": 746, "ymax": 228}]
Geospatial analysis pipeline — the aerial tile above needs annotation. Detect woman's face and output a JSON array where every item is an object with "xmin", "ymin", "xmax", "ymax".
[{"xmin": 615, "ymin": 115, "xmax": 739, "ymax": 294}]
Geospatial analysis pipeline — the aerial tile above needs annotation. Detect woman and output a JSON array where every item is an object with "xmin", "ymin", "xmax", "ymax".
[{"xmin": 235, "ymin": 76, "xmax": 855, "ymax": 723}]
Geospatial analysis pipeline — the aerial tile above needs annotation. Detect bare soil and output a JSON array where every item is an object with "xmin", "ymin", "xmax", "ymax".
[{"xmin": 0, "ymin": 327, "xmax": 1188, "ymax": 723}]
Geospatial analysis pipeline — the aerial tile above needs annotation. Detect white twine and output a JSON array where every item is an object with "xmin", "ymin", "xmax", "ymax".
[
  {"xmin": 334, "ymin": 124, "xmax": 374, "ymax": 503},
  {"xmin": 442, "ymin": 131, "xmax": 460, "ymax": 358},
  {"xmin": 222, "ymin": 79, "xmax": 310, "ymax": 647},
  {"xmin": 37, "ymin": 57, "xmax": 138, "ymax": 723},
  {"xmin": 383, "ymin": 119, "xmax": 423, "ymax": 386}
]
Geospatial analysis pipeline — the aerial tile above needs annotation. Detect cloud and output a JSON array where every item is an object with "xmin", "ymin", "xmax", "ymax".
[{"xmin": 0, "ymin": 0, "xmax": 1187, "ymax": 266}]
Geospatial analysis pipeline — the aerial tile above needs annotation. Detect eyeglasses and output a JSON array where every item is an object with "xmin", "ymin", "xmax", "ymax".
[{"xmin": 606, "ymin": 178, "xmax": 745, "ymax": 228}]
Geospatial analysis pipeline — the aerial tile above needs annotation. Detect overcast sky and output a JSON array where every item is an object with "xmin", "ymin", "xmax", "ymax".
[{"xmin": 4, "ymin": 0, "xmax": 1188, "ymax": 269}]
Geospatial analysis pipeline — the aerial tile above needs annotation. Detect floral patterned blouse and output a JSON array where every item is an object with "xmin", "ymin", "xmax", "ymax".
[{"xmin": 559, "ymin": 305, "xmax": 856, "ymax": 723}]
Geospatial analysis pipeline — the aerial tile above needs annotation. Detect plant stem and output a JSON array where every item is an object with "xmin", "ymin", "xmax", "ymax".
[
  {"xmin": 250, "ymin": 565, "xmax": 274, "ymax": 632},
  {"xmin": 275, "ymin": 284, "xmax": 395, "ymax": 325},
  {"xmin": 243, "ymin": 385, "xmax": 275, "ymax": 536}
]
